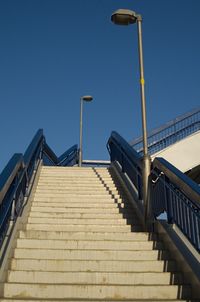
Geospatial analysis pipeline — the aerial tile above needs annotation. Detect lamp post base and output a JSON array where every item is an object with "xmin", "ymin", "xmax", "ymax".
[{"xmin": 142, "ymin": 154, "xmax": 152, "ymax": 231}]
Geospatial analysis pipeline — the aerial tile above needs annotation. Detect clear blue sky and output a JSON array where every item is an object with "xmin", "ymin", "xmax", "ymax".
[{"xmin": 0, "ymin": 0, "xmax": 200, "ymax": 171}]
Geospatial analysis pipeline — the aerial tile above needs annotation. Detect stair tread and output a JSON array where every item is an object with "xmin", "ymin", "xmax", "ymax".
[
  {"xmin": 19, "ymin": 230, "xmax": 149, "ymax": 240},
  {"xmin": 14, "ymin": 248, "xmax": 169, "ymax": 261},
  {"xmin": 0, "ymin": 300, "xmax": 195, "ymax": 302},
  {"xmin": 7, "ymin": 270, "xmax": 182, "ymax": 285},
  {"xmin": 10, "ymin": 258, "xmax": 176, "ymax": 272},
  {"xmin": 3, "ymin": 283, "xmax": 191, "ymax": 300},
  {"xmin": 16, "ymin": 238, "xmax": 159, "ymax": 250}
]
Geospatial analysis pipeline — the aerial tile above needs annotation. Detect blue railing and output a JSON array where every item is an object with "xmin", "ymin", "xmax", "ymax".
[
  {"xmin": 151, "ymin": 158, "xmax": 200, "ymax": 252},
  {"xmin": 0, "ymin": 129, "xmax": 78, "ymax": 247},
  {"xmin": 131, "ymin": 108, "xmax": 200, "ymax": 155},
  {"xmin": 108, "ymin": 131, "xmax": 200, "ymax": 252},
  {"xmin": 43, "ymin": 142, "xmax": 78, "ymax": 167},
  {"xmin": 107, "ymin": 131, "xmax": 143, "ymax": 201}
]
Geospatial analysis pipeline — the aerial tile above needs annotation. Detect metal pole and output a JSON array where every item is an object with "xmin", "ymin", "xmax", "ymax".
[
  {"xmin": 137, "ymin": 16, "xmax": 151, "ymax": 228},
  {"xmin": 79, "ymin": 98, "xmax": 83, "ymax": 167}
]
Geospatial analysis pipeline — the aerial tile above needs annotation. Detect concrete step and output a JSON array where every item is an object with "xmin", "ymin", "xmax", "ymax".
[
  {"xmin": 36, "ymin": 186, "xmax": 118, "ymax": 192},
  {"xmin": 35, "ymin": 187, "xmax": 118, "ymax": 192},
  {"xmin": 37, "ymin": 182, "xmax": 115, "ymax": 187},
  {"xmin": 41, "ymin": 167, "xmax": 109, "ymax": 171},
  {"xmin": 1, "ymin": 298, "xmax": 194, "ymax": 302},
  {"xmin": 30, "ymin": 206, "xmax": 134, "ymax": 215},
  {"xmin": 30, "ymin": 206, "xmax": 122, "ymax": 214},
  {"xmin": 41, "ymin": 168, "xmax": 107, "ymax": 172},
  {"xmin": 39, "ymin": 174, "xmax": 111, "ymax": 179},
  {"xmin": 38, "ymin": 178, "xmax": 114, "ymax": 183},
  {"xmin": 28, "ymin": 212, "xmax": 136, "ymax": 220},
  {"xmin": 34, "ymin": 189, "xmax": 117, "ymax": 194},
  {"xmin": 40, "ymin": 168, "xmax": 109, "ymax": 173},
  {"xmin": 19, "ymin": 230, "xmax": 148, "ymax": 241},
  {"xmin": 32, "ymin": 195, "xmax": 122, "ymax": 202},
  {"xmin": 41, "ymin": 166, "xmax": 97, "ymax": 169},
  {"xmin": 38, "ymin": 176, "xmax": 113, "ymax": 181},
  {"xmin": 0, "ymin": 299, "xmax": 195, "ymax": 302},
  {"xmin": 26, "ymin": 217, "xmax": 138, "ymax": 226},
  {"xmin": 31, "ymin": 199, "xmax": 125, "ymax": 205},
  {"xmin": 10, "ymin": 258, "xmax": 176, "ymax": 273},
  {"xmin": 33, "ymin": 193, "xmax": 121, "ymax": 199},
  {"xmin": 30, "ymin": 202, "xmax": 126, "ymax": 208},
  {"xmin": 25, "ymin": 224, "xmax": 141, "ymax": 233},
  {"xmin": 95, "ymin": 168, "xmax": 110, "ymax": 171},
  {"xmin": 31, "ymin": 201, "xmax": 127, "ymax": 208},
  {"xmin": 14, "ymin": 248, "xmax": 168, "ymax": 261},
  {"xmin": 40, "ymin": 168, "xmax": 100, "ymax": 172},
  {"xmin": 34, "ymin": 193, "xmax": 121, "ymax": 199},
  {"xmin": 34, "ymin": 189, "xmax": 120, "ymax": 195},
  {"xmin": 16, "ymin": 238, "xmax": 158, "ymax": 250},
  {"xmin": 40, "ymin": 168, "xmax": 107, "ymax": 172},
  {"xmin": 36, "ymin": 183, "xmax": 116, "ymax": 187},
  {"xmin": 40, "ymin": 172, "xmax": 102, "ymax": 179},
  {"xmin": 3, "ymin": 283, "xmax": 191, "ymax": 300},
  {"xmin": 33, "ymin": 191, "xmax": 120, "ymax": 197},
  {"xmin": 39, "ymin": 173, "xmax": 101, "ymax": 177},
  {"xmin": 40, "ymin": 171, "xmax": 112, "ymax": 179},
  {"xmin": 31, "ymin": 204, "xmax": 131, "ymax": 213},
  {"xmin": 7, "ymin": 271, "xmax": 182, "ymax": 285},
  {"xmin": 39, "ymin": 173, "xmax": 105, "ymax": 178},
  {"xmin": 37, "ymin": 179, "xmax": 113, "ymax": 183}
]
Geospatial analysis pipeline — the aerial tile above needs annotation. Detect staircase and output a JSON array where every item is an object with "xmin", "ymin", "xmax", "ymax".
[{"xmin": 0, "ymin": 166, "xmax": 193, "ymax": 301}]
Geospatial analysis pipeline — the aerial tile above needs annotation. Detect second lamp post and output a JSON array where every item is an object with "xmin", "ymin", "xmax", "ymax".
[{"xmin": 79, "ymin": 95, "xmax": 93, "ymax": 167}]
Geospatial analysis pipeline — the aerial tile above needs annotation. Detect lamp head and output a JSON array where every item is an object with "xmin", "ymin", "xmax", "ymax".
[
  {"xmin": 81, "ymin": 95, "xmax": 93, "ymax": 102},
  {"xmin": 111, "ymin": 9, "xmax": 138, "ymax": 26}
]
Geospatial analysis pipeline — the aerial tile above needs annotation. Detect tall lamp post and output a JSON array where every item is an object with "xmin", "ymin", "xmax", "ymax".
[
  {"xmin": 79, "ymin": 95, "xmax": 93, "ymax": 167},
  {"xmin": 111, "ymin": 9, "xmax": 151, "ymax": 227}
]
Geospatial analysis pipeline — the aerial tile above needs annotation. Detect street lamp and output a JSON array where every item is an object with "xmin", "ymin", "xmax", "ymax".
[
  {"xmin": 111, "ymin": 9, "xmax": 151, "ymax": 228},
  {"xmin": 79, "ymin": 95, "xmax": 93, "ymax": 167}
]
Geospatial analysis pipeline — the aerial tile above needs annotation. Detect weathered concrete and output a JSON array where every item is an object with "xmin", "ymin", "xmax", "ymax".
[
  {"xmin": 3, "ymin": 283, "xmax": 191, "ymax": 300},
  {"xmin": 10, "ymin": 258, "xmax": 176, "ymax": 272},
  {"xmin": 0, "ymin": 166, "xmax": 195, "ymax": 301}
]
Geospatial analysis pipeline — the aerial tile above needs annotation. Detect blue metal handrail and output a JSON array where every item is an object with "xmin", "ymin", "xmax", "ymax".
[
  {"xmin": 43, "ymin": 143, "xmax": 78, "ymax": 167},
  {"xmin": 108, "ymin": 131, "xmax": 200, "ymax": 252},
  {"xmin": 0, "ymin": 154, "xmax": 24, "ymax": 245},
  {"xmin": 151, "ymin": 158, "xmax": 200, "ymax": 252},
  {"xmin": 0, "ymin": 129, "xmax": 78, "ymax": 247},
  {"xmin": 131, "ymin": 107, "xmax": 200, "ymax": 155},
  {"xmin": 107, "ymin": 131, "xmax": 143, "ymax": 200}
]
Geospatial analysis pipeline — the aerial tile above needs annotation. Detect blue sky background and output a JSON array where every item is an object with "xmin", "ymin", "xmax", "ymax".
[{"xmin": 0, "ymin": 0, "xmax": 200, "ymax": 171}]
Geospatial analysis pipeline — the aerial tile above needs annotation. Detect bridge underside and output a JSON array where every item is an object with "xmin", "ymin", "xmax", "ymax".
[{"xmin": 151, "ymin": 131, "xmax": 200, "ymax": 178}]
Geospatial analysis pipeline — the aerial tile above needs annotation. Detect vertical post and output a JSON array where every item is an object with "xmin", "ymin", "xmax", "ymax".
[
  {"xmin": 137, "ymin": 16, "xmax": 151, "ymax": 229},
  {"xmin": 79, "ymin": 98, "xmax": 83, "ymax": 167}
]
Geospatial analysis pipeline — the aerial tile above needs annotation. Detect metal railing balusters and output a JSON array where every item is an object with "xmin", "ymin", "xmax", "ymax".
[
  {"xmin": 180, "ymin": 198, "xmax": 186, "ymax": 235},
  {"xmin": 196, "ymin": 217, "xmax": 200, "ymax": 250},
  {"xmin": 191, "ymin": 210, "xmax": 196, "ymax": 247},
  {"xmin": 152, "ymin": 158, "xmax": 200, "ymax": 252},
  {"xmin": 132, "ymin": 108, "xmax": 200, "ymax": 155}
]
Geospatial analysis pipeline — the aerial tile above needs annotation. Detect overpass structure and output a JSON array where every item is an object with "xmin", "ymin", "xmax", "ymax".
[
  {"xmin": 0, "ymin": 109, "xmax": 200, "ymax": 301},
  {"xmin": 131, "ymin": 108, "xmax": 200, "ymax": 183}
]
